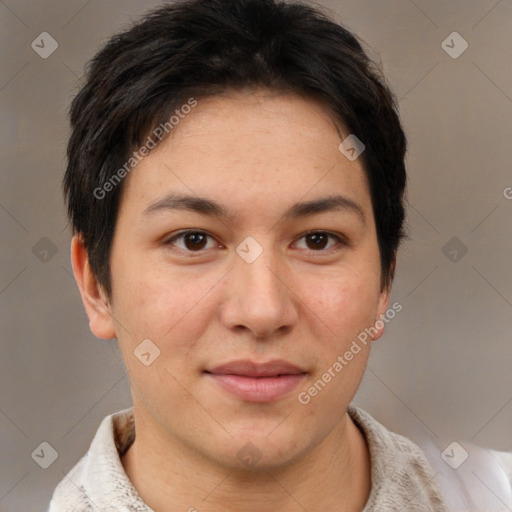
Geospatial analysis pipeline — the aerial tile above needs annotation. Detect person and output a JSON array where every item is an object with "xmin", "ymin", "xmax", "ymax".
[{"xmin": 49, "ymin": 0, "xmax": 510, "ymax": 510}]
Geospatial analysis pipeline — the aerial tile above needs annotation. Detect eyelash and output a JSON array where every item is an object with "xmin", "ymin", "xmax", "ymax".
[{"xmin": 164, "ymin": 229, "xmax": 348, "ymax": 258}]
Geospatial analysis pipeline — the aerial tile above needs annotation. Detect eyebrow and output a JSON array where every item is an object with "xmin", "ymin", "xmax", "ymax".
[{"xmin": 142, "ymin": 193, "xmax": 366, "ymax": 226}]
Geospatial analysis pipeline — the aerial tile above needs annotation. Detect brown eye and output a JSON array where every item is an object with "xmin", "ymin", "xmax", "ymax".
[
  {"xmin": 183, "ymin": 232, "xmax": 208, "ymax": 250},
  {"xmin": 295, "ymin": 231, "xmax": 344, "ymax": 252},
  {"xmin": 305, "ymin": 232, "xmax": 329, "ymax": 250},
  {"xmin": 166, "ymin": 231, "xmax": 217, "ymax": 252}
]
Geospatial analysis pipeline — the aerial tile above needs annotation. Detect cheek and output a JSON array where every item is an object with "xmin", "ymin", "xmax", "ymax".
[
  {"xmin": 110, "ymin": 260, "xmax": 219, "ymax": 347},
  {"xmin": 298, "ymin": 268, "xmax": 380, "ymax": 343},
  {"xmin": 295, "ymin": 272, "xmax": 378, "ymax": 414}
]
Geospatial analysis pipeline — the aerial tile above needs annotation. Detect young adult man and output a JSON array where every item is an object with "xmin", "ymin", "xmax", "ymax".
[{"xmin": 49, "ymin": 0, "xmax": 500, "ymax": 510}]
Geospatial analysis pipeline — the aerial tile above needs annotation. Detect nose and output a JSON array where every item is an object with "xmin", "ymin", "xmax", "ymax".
[{"xmin": 219, "ymin": 245, "xmax": 298, "ymax": 339}]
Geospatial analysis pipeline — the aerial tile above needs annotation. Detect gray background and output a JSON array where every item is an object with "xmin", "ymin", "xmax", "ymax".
[{"xmin": 0, "ymin": 0, "xmax": 511, "ymax": 510}]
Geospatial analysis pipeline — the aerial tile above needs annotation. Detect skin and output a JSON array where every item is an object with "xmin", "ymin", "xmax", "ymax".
[{"xmin": 71, "ymin": 89, "xmax": 392, "ymax": 512}]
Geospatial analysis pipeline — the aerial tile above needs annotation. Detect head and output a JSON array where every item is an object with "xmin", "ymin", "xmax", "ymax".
[{"xmin": 66, "ymin": 0, "xmax": 406, "ymax": 472}]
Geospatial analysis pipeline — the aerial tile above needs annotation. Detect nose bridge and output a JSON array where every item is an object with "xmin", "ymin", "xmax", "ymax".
[
  {"xmin": 238, "ymin": 242, "xmax": 287, "ymax": 304},
  {"xmin": 221, "ymin": 240, "xmax": 296, "ymax": 336},
  {"xmin": 241, "ymin": 249, "xmax": 282, "ymax": 299}
]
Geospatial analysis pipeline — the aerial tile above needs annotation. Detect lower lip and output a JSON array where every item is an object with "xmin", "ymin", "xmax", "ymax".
[{"xmin": 206, "ymin": 373, "xmax": 307, "ymax": 402}]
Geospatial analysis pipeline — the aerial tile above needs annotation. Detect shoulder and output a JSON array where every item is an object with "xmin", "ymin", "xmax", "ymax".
[
  {"xmin": 48, "ymin": 408, "xmax": 138, "ymax": 511},
  {"xmin": 349, "ymin": 405, "xmax": 512, "ymax": 511},
  {"xmin": 348, "ymin": 405, "xmax": 448, "ymax": 512},
  {"xmin": 48, "ymin": 453, "xmax": 92, "ymax": 511}
]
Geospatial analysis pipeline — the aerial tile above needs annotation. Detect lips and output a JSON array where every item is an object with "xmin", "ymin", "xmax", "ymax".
[
  {"xmin": 206, "ymin": 359, "xmax": 306, "ymax": 377},
  {"xmin": 204, "ymin": 359, "xmax": 307, "ymax": 402}
]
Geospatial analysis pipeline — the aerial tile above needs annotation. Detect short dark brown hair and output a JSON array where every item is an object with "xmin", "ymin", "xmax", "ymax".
[{"xmin": 64, "ymin": 0, "xmax": 407, "ymax": 297}]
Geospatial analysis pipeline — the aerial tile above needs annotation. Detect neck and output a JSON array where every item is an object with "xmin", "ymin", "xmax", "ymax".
[{"xmin": 121, "ymin": 405, "xmax": 371, "ymax": 512}]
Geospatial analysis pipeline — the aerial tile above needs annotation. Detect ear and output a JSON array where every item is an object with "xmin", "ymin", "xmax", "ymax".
[
  {"xmin": 70, "ymin": 235, "xmax": 116, "ymax": 340},
  {"xmin": 371, "ymin": 257, "xmax": 396, "ymax": 342}
]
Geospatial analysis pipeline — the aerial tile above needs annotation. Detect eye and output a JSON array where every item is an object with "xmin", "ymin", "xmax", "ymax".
[
  {"xmin": 293, "ymin": 231, "xmax": 346, "ymax": 253},
  {"xmin": 165, "ymin": 230, "xmax": 219, "ymax": 252},
  {"xmin": 164, "ymin": 229, "xmax": 346, "ymax": 255}
]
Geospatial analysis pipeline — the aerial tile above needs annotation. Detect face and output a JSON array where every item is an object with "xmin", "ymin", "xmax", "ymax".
[{"xmin": 80, "ymin": 89, "xmax": 390, "ymax": 471}]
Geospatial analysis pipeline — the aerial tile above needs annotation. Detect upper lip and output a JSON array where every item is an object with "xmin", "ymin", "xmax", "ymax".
[{"xmin": 206, "ymin": 359, "xmax": 306, "ymax": 377}]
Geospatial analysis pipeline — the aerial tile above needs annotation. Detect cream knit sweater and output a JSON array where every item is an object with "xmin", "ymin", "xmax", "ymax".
[{"xmin": 48, "ymin": 405, "xmax": 480, "ymax": 511}]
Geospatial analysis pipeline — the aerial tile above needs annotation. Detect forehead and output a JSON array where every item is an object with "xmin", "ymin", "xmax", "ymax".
[{"xmin": 118, "ymin": 90, "xmax": 373, "ymax": 221}]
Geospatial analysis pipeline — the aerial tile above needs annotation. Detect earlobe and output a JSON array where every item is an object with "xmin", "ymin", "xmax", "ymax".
[
  {"xmin": 70, "ymin": 235, "xmax": 116, "ymax": 340},
  {"xmin": 371, "ymin": 256, "xmax": 397, "ymax": 341},
  {"xmin": 371, "ymin": 286, "xmax": 392, "ymax": 342}
]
